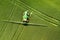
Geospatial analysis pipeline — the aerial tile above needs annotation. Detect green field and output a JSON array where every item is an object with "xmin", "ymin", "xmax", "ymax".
[{"xmin": 0, "ymin": 0, "xmax": 60, "ymax": 40}]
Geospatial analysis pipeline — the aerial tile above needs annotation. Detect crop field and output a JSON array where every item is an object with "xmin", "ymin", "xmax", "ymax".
[{"xmin": 0, "ymin": 0, "xmax": 60, "ymax": 40}]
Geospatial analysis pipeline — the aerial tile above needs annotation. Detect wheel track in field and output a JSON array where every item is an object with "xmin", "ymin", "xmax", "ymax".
[
  {"xmin": 16, "ymin": 26, "xmax": 25, "ymax": 40},
  {"xmin": 0, "ymin": 0, "xmax": 16, "ymax": 39}
]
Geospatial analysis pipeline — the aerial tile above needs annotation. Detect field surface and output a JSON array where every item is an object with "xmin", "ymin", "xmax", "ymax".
[{"xmin": 0, "ymin": 0, "xmax": 60, "ymax": 40}]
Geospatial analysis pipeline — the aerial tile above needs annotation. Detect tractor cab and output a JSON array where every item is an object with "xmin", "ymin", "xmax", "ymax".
[{"xmin": 22, "ymin": 10, "xmax": 30, "ymax": 24}]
